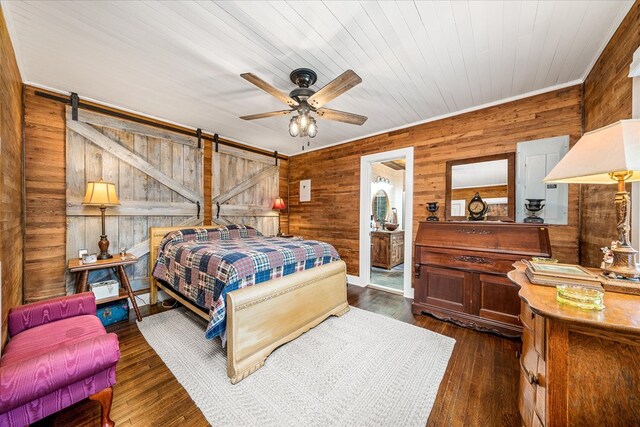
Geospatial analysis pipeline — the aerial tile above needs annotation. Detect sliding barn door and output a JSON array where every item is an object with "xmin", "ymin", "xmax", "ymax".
[
  {"xmin": 212, "ymin": 146, "xmax": 279, "ymax": 236},
  {"xmin": 65, "ymin": 108, "xmax": 203, "ymax": 293}
]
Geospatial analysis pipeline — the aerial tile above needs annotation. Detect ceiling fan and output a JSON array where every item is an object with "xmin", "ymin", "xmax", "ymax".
[{"xmin": 239, "ymin": 68, "xmax": 367, "ymax": 138}]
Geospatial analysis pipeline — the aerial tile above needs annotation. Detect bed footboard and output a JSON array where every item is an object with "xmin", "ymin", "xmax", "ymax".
[{"xmin": 225, "ymin": 259, "xmax": 348, "ymax": 384}]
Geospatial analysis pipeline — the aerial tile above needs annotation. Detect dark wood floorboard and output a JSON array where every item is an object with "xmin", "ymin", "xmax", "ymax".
[{"xmin": 34, "ymin": 285, "xmax": 521, "ymax": 427}]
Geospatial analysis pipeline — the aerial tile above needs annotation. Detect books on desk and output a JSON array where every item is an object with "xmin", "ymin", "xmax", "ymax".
[{"xmin": 523, "ymin": 260, "xmax": 603, "ymax": 288}]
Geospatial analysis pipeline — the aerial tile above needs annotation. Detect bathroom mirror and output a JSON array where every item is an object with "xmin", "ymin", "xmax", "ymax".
[
  {"xmin": 372, "ymin": 190, "xmax": 390, "ymax": 222},
  {"xmin": 445, "ymin": 153, "xmax": 515, "ymax": 221}
]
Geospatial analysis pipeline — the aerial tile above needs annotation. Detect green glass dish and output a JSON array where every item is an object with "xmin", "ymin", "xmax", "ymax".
[
  {"xmin": 556, "ymin": 284, "xmax": 605, "ymax": 311},
  {"xmin": 531, "ymin": 257, "xmax": 559, "ymax": 264}
]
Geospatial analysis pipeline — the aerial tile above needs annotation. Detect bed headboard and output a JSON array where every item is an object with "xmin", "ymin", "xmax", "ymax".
[{"xmin": 148, "ymin": 223, "xmax": 224, "ymax": 297}]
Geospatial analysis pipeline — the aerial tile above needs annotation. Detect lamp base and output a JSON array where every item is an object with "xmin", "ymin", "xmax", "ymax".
[
  {"xmin": 97, "ymin": 235, "xmax": 113, "ymax": 260},
  {"xmin": 603, "ymin": 245, "xmax": 640, "ymax": 279}
]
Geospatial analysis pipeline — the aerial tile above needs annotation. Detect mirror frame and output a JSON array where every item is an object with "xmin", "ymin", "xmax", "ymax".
[
  {"xmin": 372, "ymin": 189, "xmax": 390, "ymax": 222},
  {"xmin": 444, "ymin": 152, "xmax": 516, "ymax": 222}
]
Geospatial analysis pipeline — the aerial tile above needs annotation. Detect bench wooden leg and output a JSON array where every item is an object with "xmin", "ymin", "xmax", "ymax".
[{"xmin": 89, "ymin": 386, "xmax": 115, "ymax": 427}]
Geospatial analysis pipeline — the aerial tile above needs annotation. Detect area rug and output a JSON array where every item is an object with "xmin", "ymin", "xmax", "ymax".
[{"xmin": 137, "ymin": 306, "xmax": 455, "ymax": 426}]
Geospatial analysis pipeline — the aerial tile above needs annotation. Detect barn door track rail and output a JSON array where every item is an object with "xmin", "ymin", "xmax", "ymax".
[{"xmin": 35, "ymin": 90, "xmax": 287, "ymax": 160}]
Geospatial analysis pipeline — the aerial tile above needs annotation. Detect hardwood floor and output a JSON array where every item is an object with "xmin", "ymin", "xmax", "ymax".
[{"xmin": 34, "ymin": 286, "xmax": 521, "ymax": 426}]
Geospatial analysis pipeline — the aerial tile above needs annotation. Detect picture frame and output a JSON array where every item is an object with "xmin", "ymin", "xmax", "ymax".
[
  {"xmin": 78, "ymin": 249, "xmax": 88, "ymax": 259},
  {"xmin": 523, "ymin": 260, "xmax": 602, "ymax": 287},
  {"xmin": 300, "ymin": 179, "xmax": 311, "ymax": 202}
]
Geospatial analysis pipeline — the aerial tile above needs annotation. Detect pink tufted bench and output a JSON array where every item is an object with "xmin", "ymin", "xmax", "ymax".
[{"xmin": 0, "ymin": 292, "xmax": 120, "ymax": 427}]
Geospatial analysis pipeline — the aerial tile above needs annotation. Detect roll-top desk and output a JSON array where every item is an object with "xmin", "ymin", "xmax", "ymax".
[{"xmin": 412, "ymin": 221, "xmax": 551, "ymax": 337}]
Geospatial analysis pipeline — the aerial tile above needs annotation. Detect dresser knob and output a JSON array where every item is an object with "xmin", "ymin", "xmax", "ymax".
[{"xmin": 519, "ymin": 358, "xmax": 539, "ymax": 386}]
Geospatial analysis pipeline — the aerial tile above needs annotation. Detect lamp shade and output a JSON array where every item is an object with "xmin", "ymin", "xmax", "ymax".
[
  {"xmin": 272, "ymin": 197, "xmax": 286, "ymax": 210},
  {"xmin": 82, "ymin": 180, "xmax": 120, "ymax": 206},
  {"xmin": 544, "ymin": 119, "xmax": 640, "ymax": 184}
]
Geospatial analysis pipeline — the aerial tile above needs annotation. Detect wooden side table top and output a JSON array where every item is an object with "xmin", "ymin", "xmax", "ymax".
[
  {"xmin": 68, "ymin": 255, "xmax": 138, "ymax": 272},
  {"xmin": 509, "ymin": 261, "xmax": 640, "ymax": 335},
  {"xmin": 68, "ymin": 254, "xmax": 142, "ymax": 322}
]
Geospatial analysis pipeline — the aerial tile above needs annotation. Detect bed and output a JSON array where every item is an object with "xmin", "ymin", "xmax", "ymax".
[{"xmin": 148, "ymin": 224, "xmax": 349, "ymax": 384}]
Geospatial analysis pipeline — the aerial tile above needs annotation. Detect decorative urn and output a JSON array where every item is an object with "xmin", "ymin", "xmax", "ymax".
[
  {"xmin": 524, "ymin": 198, "xmax": 545, "ymax": 223},
  {"xmin": 426, "ymin": 202, "xmax": 439, "ymax": 221}
]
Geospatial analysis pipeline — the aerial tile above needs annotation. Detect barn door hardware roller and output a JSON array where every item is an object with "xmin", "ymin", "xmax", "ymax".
[
  {"xmin": 214, "ymin": 134, "xmax": 219, "ymax": 153},
  {"xmin": 196, "ymin": 128, "xmax": 202, "ymax": 149},
  {"xmin": 70, "ymin": 92, "xmax": 79, "ymax": 121}
]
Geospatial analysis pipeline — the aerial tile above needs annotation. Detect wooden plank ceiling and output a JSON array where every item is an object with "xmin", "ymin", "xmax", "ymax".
[{"xmin": 2, "ymin": 1, "xmax": 633, "ymax": 155}]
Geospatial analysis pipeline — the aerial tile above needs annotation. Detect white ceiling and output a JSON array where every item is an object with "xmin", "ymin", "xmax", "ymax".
[{"xmin": 2, "ymin": 1, "xmax": 633, "ymax": 155}]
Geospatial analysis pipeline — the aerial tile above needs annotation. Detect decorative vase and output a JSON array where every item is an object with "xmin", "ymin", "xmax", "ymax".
[
  {"xmin": 426, "ymin": 202, "xmax": 439, "ymax": 221},
  {"xmin": 524, "ymin": 198, "xmax": 545, "ymax": 223}
]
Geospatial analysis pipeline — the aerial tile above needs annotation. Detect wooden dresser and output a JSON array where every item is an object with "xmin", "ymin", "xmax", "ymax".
[
  {"xmin": 510, "ymin": 262, "xmax": 640, "ymax": 426},
  {"xmin": 371, "ymin": 230, "xmax": 404, "ymax": 270},
  {"xmin": 412, "ymin": 221, "xmax": 551, "ymax": 337}
]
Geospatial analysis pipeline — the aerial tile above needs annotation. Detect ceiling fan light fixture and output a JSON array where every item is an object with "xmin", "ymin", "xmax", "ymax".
[
  {"xmin": 308, "ymin": 117, "xmax": 317, "ymax": 138},
  {"xmin": 289, "ymin": 116, "xmax": 300, "ymax": 137},
  {"xmin": 299, "ymin": 113, "xmax": 309, "ymax": 131},
  {"xmin": 240, "ymin": 68, "xmax": 366, "ymax": 140}
]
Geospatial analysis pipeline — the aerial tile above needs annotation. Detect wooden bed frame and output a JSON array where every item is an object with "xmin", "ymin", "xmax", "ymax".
[{"xmin": 149, "ymin": 225, "xmax": 349, "ymax": 384}]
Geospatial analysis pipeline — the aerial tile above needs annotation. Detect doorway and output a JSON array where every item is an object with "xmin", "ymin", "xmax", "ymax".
[{"xmin": 359, "ymin": 148, "xmax": 414, "ymax": 298}]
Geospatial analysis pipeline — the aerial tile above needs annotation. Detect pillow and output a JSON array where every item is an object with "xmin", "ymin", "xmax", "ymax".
[{"xmin": 159, "ymin": 224, "xmax": 261, "ymax": 251}]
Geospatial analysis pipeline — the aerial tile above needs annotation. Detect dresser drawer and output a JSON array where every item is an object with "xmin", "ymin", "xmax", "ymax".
[
  {"xmin": 521, "ymin": 327, "xmax": 538, "ymax": 375},
  {"xmin": 420, "ymin": 250, "xmax": 515, "ymax": 275},
  {"xmin": 534, "ymin": 312, "xmax": 546, "ymax": 359},
  {"xmin": 521, "ymin": 300, "xmax": 536, "ymax": 331},
  {"xmin": 535, "ymin": 355, "xmax": 546, "ymax": 426},
  {"xmin": 390, "ymin": 233, "xmax": 404, "ymax": 243},
  {"xmin": 519, "ymin": 328, "xmax": 539, "ymax": 427},
  {"xmin": 519, "ymin": 361, "xmax": 537, "ymax": 427}
]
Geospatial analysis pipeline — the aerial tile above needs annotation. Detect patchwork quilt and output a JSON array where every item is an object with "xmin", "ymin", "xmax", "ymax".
[{"xmin": 152, "ymin": 225, "xmax": 340, "ymax": 340}]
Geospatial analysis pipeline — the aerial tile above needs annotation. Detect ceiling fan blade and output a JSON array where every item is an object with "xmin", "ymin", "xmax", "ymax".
[
  {"xmin": 307, "ymin": 70, "xmax": 362, "ymax": 109},
  {"xmin": 240, "ymin": 73, "xmax": 298, "ymax": 107},
  {"xmin": 240, "ymin": 110, "xmax": 292, "ymax": 120},
  {"xmin": 316, "ymin": 108, "xmax": 368, "ymax": 125}
]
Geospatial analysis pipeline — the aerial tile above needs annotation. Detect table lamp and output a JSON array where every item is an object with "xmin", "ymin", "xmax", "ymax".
[
  {"xmin": 272, "ymin": 197, "xmax": 286, "ymax": 236},
  {"xmin": 544, "ymin": 119, "xmax": 640, "ymax": 278},
  {"xmin": 82, "ymin": 179, "xmax": 120, "ymax": 259}
]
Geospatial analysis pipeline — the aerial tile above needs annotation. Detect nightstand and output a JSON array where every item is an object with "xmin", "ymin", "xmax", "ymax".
[{"xmin": 68, "ymin": 255, "xmax": 142, "ymax": 321}]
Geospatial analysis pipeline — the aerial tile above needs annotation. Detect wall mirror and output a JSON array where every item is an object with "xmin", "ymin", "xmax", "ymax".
[
  {"xmin": 372, "ymin": 189, "xmax": 390, "ymax": 222},
  {"xmin": 445, "ymin": 153, "xmax": 515, "ymax": 221}
]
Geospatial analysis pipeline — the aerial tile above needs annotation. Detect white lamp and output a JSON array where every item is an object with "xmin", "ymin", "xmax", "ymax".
[
  {"xmin": 82, "ymin": 179, "xmax": 120, "ymax": 259},
  {"xmin": 544, "ymin": 119, "xmax": 640, "ymax": 278}
]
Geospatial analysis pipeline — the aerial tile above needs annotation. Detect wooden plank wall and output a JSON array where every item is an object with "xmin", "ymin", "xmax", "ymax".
[
  {"xmin": 450, "ymin": 185, "xmax": 509, "ymax": 204},
  {"xmin": 288, "ymin": 86, "xmax": 583, "ymax": 276},
  {"xmin": 279, "ymin": 158, "xmax": 289, "ymax": 235},
  {"xmin": 0, "ymin": 6, "xmax": 23, "ymax": 346},
  {"xmin": 581, "ymin": 1, "xmax": 640, "ymax": 267},
  {"xmin": 65, "ymin": 110, "xmax": 203, "ymax": 293},
  {"xmin": 23, "ymin": 88, "xmax": 67, "ymax": 303},
  {"xmin": 23, "ymin": 85, "xmax": 289, "ymax": 301}
]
